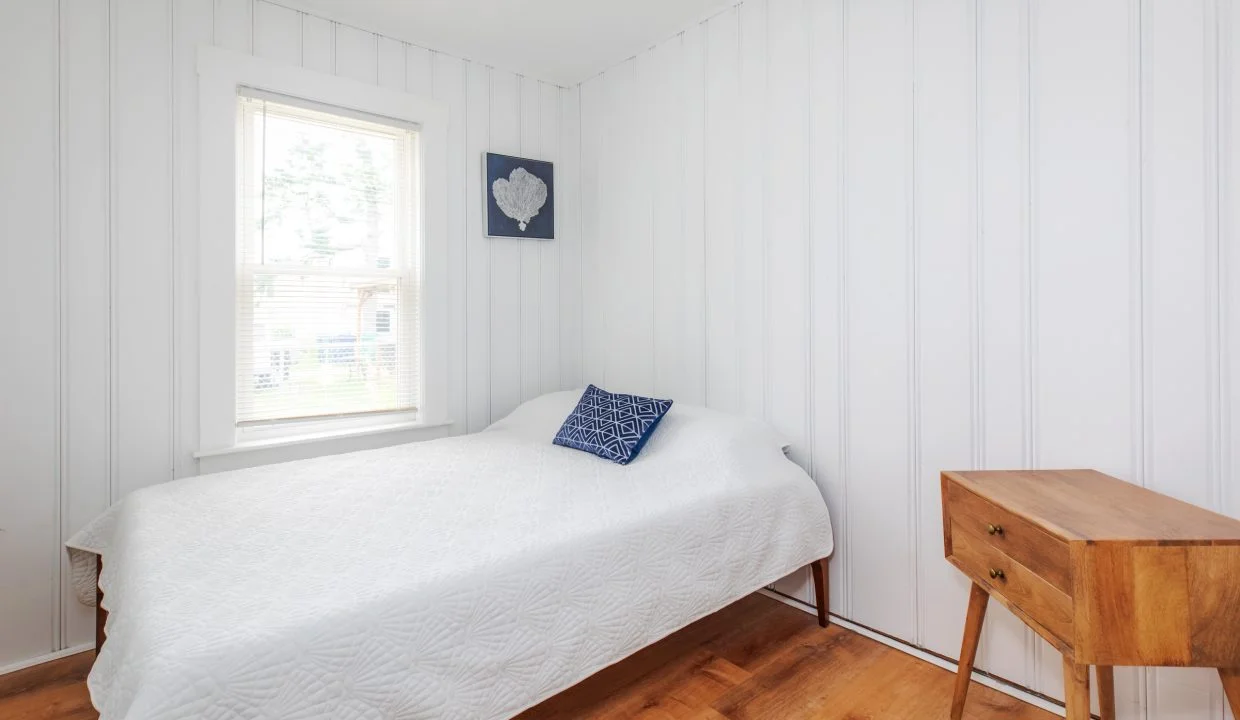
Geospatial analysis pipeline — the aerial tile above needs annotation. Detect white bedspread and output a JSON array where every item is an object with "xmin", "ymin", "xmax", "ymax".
[{"xmin": 76, "ymin": 392, "xmax": 834, "ymax": 720}]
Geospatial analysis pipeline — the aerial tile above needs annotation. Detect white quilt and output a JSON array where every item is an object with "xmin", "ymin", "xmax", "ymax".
[{"xmin": 75, "ymin": 392, "xmax": 834, "ymax": 720}]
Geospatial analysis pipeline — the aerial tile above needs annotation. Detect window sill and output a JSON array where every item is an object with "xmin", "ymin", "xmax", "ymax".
[
  {"xmin": 193, "ymin": 419, "xmax": 456, "ymax": 475},
  {"xmin": 195, "ymin": 419, "xmax": 455, "ymax": 459}
]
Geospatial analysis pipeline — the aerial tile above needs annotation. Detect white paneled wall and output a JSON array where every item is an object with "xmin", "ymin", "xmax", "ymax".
[
  {"xmin": 0, "ymin": 1, "xmax": 60, "ymax": 670},
  {"xmin": 4, "ymin": 0, "xmax": 1239, "ymax": 717},
  {"xmin": 578, "ymin": 0, "xmax": 1240, "ymax": 717},
  {"xmin": 0, "ymin": 0, "xmax": 580, "ymax": 673}
]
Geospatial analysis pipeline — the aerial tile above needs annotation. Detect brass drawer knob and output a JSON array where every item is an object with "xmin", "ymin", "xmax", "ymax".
[
  {"xmin": 989, "ymin": 568, "xmax": 1006, "ymax": 581},
  {"xmin": 987, "ymin": 524, "xmax": 1004, "ymax": 536}
]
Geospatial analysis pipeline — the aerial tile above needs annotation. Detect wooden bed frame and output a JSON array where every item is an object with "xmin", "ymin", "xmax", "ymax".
[
  {"xmin": 95, "ymin": 555, "xmax": 830, "ymax": 655},
  {"xmin": 810, "ymin": 558, "xmax": 830, "ymax": 628}
]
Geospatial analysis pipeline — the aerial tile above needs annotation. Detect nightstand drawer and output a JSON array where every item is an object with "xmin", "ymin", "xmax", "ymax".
[
  {"xmin": 949, "ymin": 520, "xmax": 1074, "ymax": 646},
  {"xmin": 946, "ymin": 482, "xmax": 1072, "ymax": 594}
]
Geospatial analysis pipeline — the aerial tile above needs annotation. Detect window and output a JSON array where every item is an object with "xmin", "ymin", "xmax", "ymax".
[
  {"xmin": 234, "ymin": 90, "xmax": 420, "ymax": 427},
  {"xmin": 197, "ymin": 48, "xmax": 448, "ymax": 456}
]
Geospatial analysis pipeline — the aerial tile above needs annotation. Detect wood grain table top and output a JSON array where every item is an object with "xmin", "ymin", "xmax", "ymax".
[{"xmin": 944, "ymin": 469, "xmax": 1240, "ymax": 545}]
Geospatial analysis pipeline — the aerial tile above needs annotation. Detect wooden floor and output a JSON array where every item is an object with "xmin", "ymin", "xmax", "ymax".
[{"xmin": 0, "ymin": 594, "xmax": 1055, "ymax": 720}]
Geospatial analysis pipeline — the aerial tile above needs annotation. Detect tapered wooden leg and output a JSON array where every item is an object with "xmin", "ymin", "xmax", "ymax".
[
  {"xmin": 810, "ymin": 559, "xmax": 829, "ymax": 628},
  {"xmin": 1096, "ymin": 666, "xmax": 1115, "ymax": 720},
  {"xmin": 950, "ymin": 582, "xmax": 990, "ymax": 720},
  {"xmin": 1063, "ymin": 658, "xmax": 1091, "ymax": 720},
  {"xmin": 1221, "ymin": 668, "xmax": 1240, "ymax": 717}
]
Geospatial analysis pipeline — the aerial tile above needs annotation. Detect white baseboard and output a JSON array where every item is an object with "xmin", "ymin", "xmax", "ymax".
[
  {"xmin": 757, "ymin": 589, "xmax": 1067, "ymax": 719},
  {"xmin": 0, "ymin": 643, "xmax": 93, "ymax": 679}
]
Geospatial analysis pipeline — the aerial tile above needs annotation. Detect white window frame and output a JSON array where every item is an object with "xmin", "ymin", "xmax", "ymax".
[{"xmin": 196, "ymin": 46, "xmax": 449, "ymax": 455}]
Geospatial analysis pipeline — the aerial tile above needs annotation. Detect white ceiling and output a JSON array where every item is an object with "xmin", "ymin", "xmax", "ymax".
[{"xmin": 280, "ymin": 0, "xmax": 739, "ymax": 86}]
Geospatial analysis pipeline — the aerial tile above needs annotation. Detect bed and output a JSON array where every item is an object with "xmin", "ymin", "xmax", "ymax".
[{"xmin": 68, "ymin": 390, "xmax": 835, "ymax": 720}]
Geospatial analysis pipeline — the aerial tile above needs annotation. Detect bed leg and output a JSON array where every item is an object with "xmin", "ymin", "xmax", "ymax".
[
  {"xmin": 96, "ymin": 554, "xmax": 107, "ymax": 656},
  {"xmin": 810, "ymin": 559, "xmax": 830, "ymax": 628}
]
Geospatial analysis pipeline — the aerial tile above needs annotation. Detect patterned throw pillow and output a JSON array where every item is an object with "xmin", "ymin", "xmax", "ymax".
[{"xmin": 553, "ymin": 385, "xmax": 674, "ymax": 465}]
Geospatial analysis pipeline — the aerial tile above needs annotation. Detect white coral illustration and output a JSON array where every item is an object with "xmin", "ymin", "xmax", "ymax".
[{"xmin": 492, "ymin": 167, "xmax": 548, "ymax": 231}]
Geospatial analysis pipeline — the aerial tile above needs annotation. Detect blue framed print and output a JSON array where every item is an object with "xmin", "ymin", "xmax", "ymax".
[{"xmin": 485, "ymin": 152, "xmax": 554, "ymax": 239}]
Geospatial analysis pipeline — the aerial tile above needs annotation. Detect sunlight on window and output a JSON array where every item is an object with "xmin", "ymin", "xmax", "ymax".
[{"xmin": 235, "ymin": 92, "xmax": 420, "ymax": 426}]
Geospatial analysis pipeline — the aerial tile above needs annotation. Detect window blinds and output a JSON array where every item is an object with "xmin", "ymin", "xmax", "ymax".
[{"xmin": 235, "ymin": 90, "xmax": 421, "ymax": 426}]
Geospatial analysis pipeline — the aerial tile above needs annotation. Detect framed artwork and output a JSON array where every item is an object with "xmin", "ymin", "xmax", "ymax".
[{"xmin": 485, "ymin": 152, "xmax": 554, "ymax": 239}]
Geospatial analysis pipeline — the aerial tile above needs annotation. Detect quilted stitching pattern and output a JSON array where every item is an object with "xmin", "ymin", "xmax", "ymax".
[
  {"xmin": 84, "ymin": 399, "xmax": 834, "ymax": 720},
  {"xmin": 553, "ymin": 385, "xmax": 672, "ymax": 464}
]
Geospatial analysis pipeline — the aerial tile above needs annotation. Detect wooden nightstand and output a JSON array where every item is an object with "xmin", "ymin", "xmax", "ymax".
[{"xmin": 941, "ymin": 469, "xmax": 1240, "ymax": 720}]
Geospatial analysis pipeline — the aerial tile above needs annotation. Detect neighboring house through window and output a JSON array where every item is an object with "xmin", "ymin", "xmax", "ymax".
[
  {"xmin": 235, "ymin": 91, "xmax": 420, "ymax": 426},
  {"xmin": 196, "ymin": 48, "xmax": 449, "ymax": 456},
  {"xmin": 375, "ymin": 308, "xmax": 393, "ymax": 334}
]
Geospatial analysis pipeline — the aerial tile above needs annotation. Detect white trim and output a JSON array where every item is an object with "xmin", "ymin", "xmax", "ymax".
[
  {"xmin": 195, "ymin": 45, "xmax": 451, "ymax": 455},
  {"xmin": 757, "ymin": 589, "xmax": 1067, "ymax": 719},
  {"xmin": 194, "ymin": 419, "xmax": 451, "ymax": 458},
  {"xmin": 195, "ymin": 419, "xmax": 456, "ymax": 475},
  {"xmin": 0, "ymin": 643, "xmax": 94, "ymax": 680}
]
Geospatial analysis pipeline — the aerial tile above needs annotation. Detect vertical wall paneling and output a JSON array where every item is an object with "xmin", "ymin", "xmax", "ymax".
[
  {"xmin": 376, "ymin": 36, "xmax": 405, "ymax": 91},
  {"xmin": 465, "ymin": 62, "xmax": 492, "ymax": 431},
  {"xmin": 0, "ymin": 0, "xmax": 59, "ymax": 668},
  {"xmin": 433, "ymin": 52, "xmax": 468, "ymax": 434},
  {"xmin": 558, "ymin": 87, "xmax": 583, "ymax": 390},
  {"xmin": 213, "ymin": 0, "xmax": 252, "ymax": 54},
  {"xmin": 334, "ymin": 23, "xmax": 377, "ymax": 84},
  {"xmin": 703, "ymin": 9, "xmax": 741, "ymax": 413},
  {"xmin": 1227, "ymin": 0, "xmax": 1240, "ymax": 586},
  {"xmin": 628, "ymin": 54, "xmax": 655, "ymax": 398},
  {"xmin": 406, "ymin": 45, "xmax": 433, "ymax": 96},
  {"xmin": 489, "ymin": 70, "xmax": 523, "ymax": 419},
  {"xmin": 737, "ymin": 0, "xmax": 768, "ymax": 419},
  {"xmin": 1143, "ymin": 0, "xmax": 1223, "ymax": 715},
  {"xmin": 539, "ymin": 82, "xmax": 562, "ymax": 394},
  {"xmin": 579, "ymin": 77, "xmax": 605, "ymax": 386},
  {"xmin": 842, "ymin": 0, "xmax": 916, "ymax": 640},
  {"xmin": 912, "ymin": 0, "xmax": 977, "ymax": 659},
  {"xmin": 520, "ymin": 77, "xmax": 542, "ymax": 402},
  {"xmin": 1143, "ymin": 0, "xmax": 1213, "ymax": 533},
  {"xmin": 976, "ymin": 0, "xmax": 1037, "ymax": 688},
  {"xmin": 1225, "ymin": 4, "xmax": 1240, "ymax": 710},
  {"xmin": 649, "ymin": 36, "xmax": 687, "ymax": 401},
  {"xmin": 61, "ymin": 0, "xmax": 114, "ymax": 649},
  {"xmin": 420, "ymin": 63, "xmax": 451, "ymax": 437},
  {"xmin": 1030, "ymin": 0, "xmax": 1135, "ymax": 702},
  {"xmin": 115, "ymin": 0, "xmax": 174, "ymax": 499},
  {"xmin": 765, "ymin": 0, "xmax": 813, "ymax": 603},
  {"xmin": 590, "ymin": 68, "xmax": 614, "ymax": 389},
  {"xmin": 602, "ymin": 59, "xmax": 654, "ymax": 395},
  {"xmin": 1205, "ymin": 0, "xmax": 1224, "ymax": 572},
  {"xmin": 808, "ymin": 0, "xmax": 847, "ymax": 616},
  {"xmin": 681, "ymin": 24, "xmax": 708, "ymax": 408},
  {"xmin": 633, "ymin": 48, "xmax": 657, "ymax": 397},
  {"xmin": 765, "ymin": 0, "xmax": 811, "ymax": 469},
  {"xmin": 592, "ymin": 66, "xmax": 615, "ymax": 392},
  {"xmin": 253, "ymin": 1, "xmax": 300, "ymax": 65},
  {"xmin": 300, "ymin": 13, "xmax": 333, "ymax": 74}
]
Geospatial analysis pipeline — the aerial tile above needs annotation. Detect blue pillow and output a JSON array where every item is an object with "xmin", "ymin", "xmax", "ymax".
[{"xmin": 553, "ymin": 385, "xmax": 673, "ymax": 465}]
